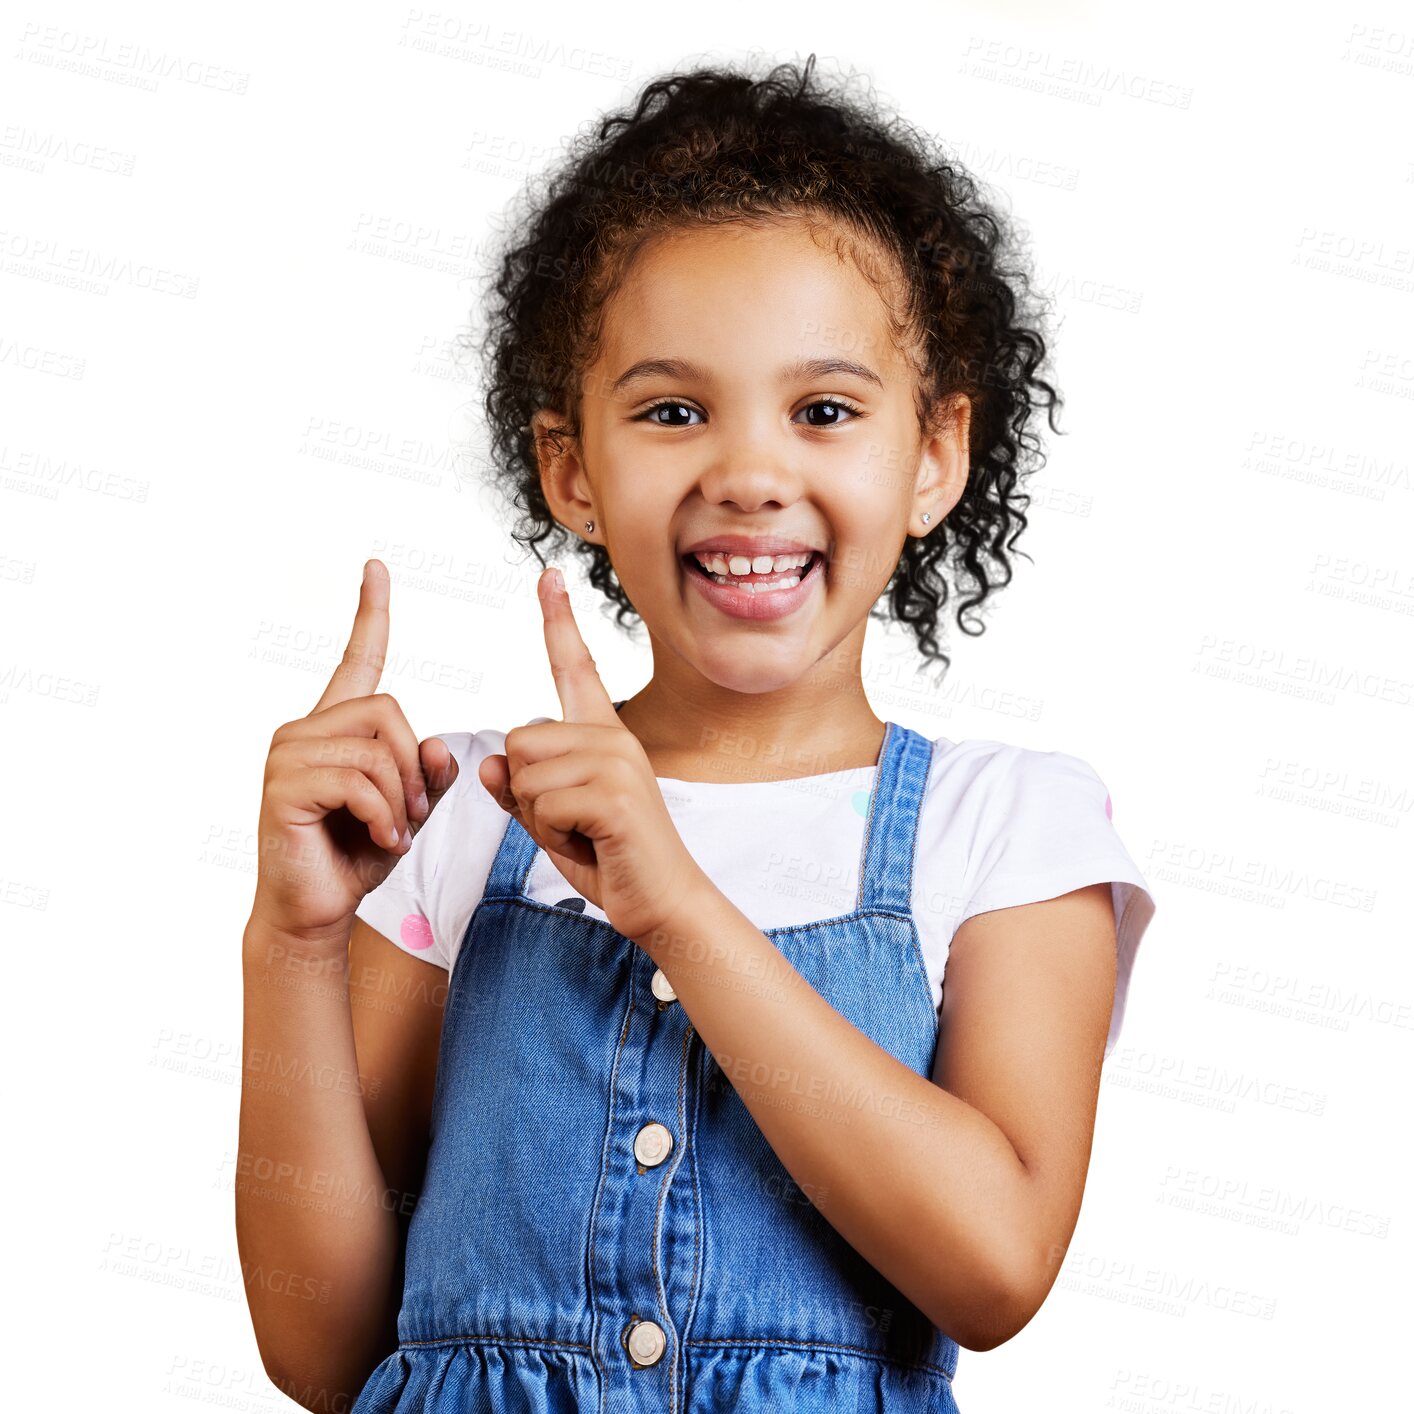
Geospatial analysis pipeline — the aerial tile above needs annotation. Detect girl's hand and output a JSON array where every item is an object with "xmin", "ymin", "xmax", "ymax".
[
  {"xmin": 249, "ymin": 560, "xmax": 460, "ymax": 957},
  {"xmin": 478, "ymin": 567, "xmax": 710, "ymax": 944}
]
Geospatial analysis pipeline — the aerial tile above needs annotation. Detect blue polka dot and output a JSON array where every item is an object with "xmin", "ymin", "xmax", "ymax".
[
  {"xmin": 851, "ymin": 789, "xmax": 871, "ymax": 818},
  {"xmin": 554, "ymin": 896, "xmax": 586, "ymax": 913}
]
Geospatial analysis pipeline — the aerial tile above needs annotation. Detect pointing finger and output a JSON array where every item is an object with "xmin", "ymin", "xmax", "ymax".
[
  {"xmin": 313, "ymin": 560, "xmax": 389, "ymax": 714},
  {"xmin": 538, "ymin": 566, "xmax": 619, "ymax": 726}
]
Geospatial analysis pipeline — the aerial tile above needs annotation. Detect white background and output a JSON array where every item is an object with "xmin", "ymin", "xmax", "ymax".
[{"xmin": 5, "ymin": 1, "xmax": 1410, "ymax": 1408}]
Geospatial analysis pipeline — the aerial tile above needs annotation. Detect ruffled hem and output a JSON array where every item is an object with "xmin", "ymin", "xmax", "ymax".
[
  {"xmin": 351, "ymin": 1342, "xmax": 595, "ymax": 1413},
  {"xmin": 351, "ymin": 1339, "xmax": 958, "ymax": 1413},
  {"xmin": 688, "ymin": 1342, "xmax": 958, "ymax": 1412}
]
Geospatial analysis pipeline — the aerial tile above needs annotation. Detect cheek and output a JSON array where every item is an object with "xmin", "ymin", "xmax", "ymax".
[
  {"xmin": 830, "ymin": 516, "xmax": 905, "ymax": 596},
  {"xmin": 600, "ymin": 501, "xmax": 675, "ymax": 586}
]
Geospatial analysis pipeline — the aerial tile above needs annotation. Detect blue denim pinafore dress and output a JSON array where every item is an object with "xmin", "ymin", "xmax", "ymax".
[{"xmin": 352, "ymin": 717, "xmax": 962, "ymax": 1412}]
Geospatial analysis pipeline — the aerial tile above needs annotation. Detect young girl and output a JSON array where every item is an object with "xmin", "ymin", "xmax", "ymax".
[{"xmin": 238, "ymin": 55, "xmax": 1155, "ymax": 1413}]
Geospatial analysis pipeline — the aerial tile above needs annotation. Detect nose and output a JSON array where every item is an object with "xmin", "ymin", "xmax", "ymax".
[{"xmin": 696, "ymin": 434, "xmax": 805, "ymax": 515}]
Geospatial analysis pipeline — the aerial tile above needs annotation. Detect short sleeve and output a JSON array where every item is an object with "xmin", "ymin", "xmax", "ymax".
[
  {"xmin": 957, "ymin": 746, "xmax": 1156, "ymax": 1058},
  {"xmin": 353, "ymin": 730, "xmax": 481, "ymax": 971}
]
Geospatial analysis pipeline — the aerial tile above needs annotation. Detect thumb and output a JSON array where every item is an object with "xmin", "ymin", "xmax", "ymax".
[
  {"xmin": 412, "ymin": 737, "xmax": 460, "ymax": 834},
  {"xmin": 477, "ymin": 752, "xmax": 515, "ymax": 816}
]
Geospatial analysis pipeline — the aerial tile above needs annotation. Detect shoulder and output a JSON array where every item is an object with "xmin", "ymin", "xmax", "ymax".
[
  {"xmin": 918, "ymin": 734, "xmax": 1112, "ymax": 827},
  {"xmin": 922, "ymin": 732, "xmax": 1106, "ymax": 785},
  {"xmin": 913, "ymin": 731, "xmax": 1154, "ymax": 1059},
  {"xmin": 912, "ymin": 731, "xmax": 1139, "ymax": 936}
]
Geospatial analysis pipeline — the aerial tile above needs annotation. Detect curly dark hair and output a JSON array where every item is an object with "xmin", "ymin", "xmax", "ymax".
[{"xmin": 468, "ymin": 52, "xmax": 1063, "ymax": 680}]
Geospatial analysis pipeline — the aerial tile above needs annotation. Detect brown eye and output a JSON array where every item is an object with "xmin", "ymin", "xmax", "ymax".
[
  {"xmin": 795, "ymin": 399, "xmax": 863, "ymax": 427},
  {"xmin": 635, "ymin": 401, "xmax": 702, "ymax": 427}
]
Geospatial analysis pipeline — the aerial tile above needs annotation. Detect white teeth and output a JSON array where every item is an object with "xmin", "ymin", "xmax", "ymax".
[
  {"xmin": 737, "ymin": 575, "xmax": 801, "ymax": 593},
  {"xmin": 689, "ymin": 547, "xmax": 815, "ymax": 593},
  {"xmin": 691, "ymin": 550, "xmax": 812, "ymax": 577}
]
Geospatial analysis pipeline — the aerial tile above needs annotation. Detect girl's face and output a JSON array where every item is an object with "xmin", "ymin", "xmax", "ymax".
[{"xmin": 535, "ymin": 217, "xmax": 968, "ymax": 700}]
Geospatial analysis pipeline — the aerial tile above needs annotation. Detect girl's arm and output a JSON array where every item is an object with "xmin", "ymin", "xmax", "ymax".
[
  {"xmin": 236, "ymin": 915, "xmax": 444, "ymax": 1406},
  {"xmin": 632, "ymin": 878, "xmax": 1118, "ymax": 1351}
]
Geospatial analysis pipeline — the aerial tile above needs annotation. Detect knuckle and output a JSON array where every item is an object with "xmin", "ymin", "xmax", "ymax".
[
  {"xmin": 361, "ymin": 748, "xmax": 389, "ymax": 781},
  {"xmin": 343, "ymin": 643, "xmax": 386, "ymax": 674},
  {"xmin": 550, "ymin": 656, "xmax": 592, "ymax": 684},
  {"xmin": 343, "ymin": 766, "xmax": 375, "ymax": 800},
  {"xmin": 603, "ymin": 755, "xmax": 635, "ymax": 793}
]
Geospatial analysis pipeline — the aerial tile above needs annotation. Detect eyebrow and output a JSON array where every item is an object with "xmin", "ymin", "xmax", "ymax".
[{"xmin": 610, "ymin": 356, "xmax": 885, "ymax": 394}]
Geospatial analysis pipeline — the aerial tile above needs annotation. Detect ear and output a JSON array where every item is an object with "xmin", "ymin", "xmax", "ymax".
[
  {"xmin": 912, "ymin": 393, "xmax": 971, "ymax": 535},
  {"xmin": 531, "ymin": 408, "xmax": 598, "ymax": 542}
]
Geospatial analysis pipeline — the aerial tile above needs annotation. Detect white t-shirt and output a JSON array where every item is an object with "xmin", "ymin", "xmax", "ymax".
[{"xmin": 356, "ymin": 723, "xmax": 1156, "ymax": 1059}]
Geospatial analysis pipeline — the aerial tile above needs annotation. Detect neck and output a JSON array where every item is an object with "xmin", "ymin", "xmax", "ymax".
[{"xmin": 614, "ymin": 638, "xmax": 886, "ymax": 785}]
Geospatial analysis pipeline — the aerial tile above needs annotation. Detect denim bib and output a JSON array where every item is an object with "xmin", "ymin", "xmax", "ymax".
[{"xmin": 352, "ymin": 717, "xmax": 962, "ymax": 1412}]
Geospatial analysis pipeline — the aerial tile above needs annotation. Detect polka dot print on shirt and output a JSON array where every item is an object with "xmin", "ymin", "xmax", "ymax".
[{"xmin": 400, "ymin": 913, "xmax": 436, "ymax": 951}]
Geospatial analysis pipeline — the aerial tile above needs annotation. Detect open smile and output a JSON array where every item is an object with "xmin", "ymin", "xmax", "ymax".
[{"xmin": 681, "ymin": 549, "xmax": 826, "ymax": 622}]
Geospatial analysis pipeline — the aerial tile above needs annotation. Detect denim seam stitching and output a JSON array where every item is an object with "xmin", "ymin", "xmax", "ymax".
[
  {"xmin": 644, "ymin": 1002, "xmax": 682, "ymax": 1400},
  {"xmin": 676, "ymin": 1017, "xmax": 700, "ymax": 1412},
  {"xmin": 586, "ymin": 980, "xmax": 635, "ymax": 1414},
  {"xmin": 681, "ymin": 1035, "xmax": 706, "ymax": 1397},
  {"xmin": 901, "ymin": 732, "xmax": 931, "ymax": 905},
  {"xmin": 682, "ymin": 1334, "xmax": 954, "ymax": 1381},
  {"xmin": 853, "ymin": 720, "xmax": 895, "ymax": 910},
  {"xmin": 647, "ymin": 1016, "xmax": 694, "ymax": 1411},
  {"xmin": 389, "ymin": 1333, "xmax": 952, "ymax": 1383},
  {"xmin": 395, "ymin": 1333, "xmax": 594, "ymax": 1351},
  {"xmin": 874, "ymin": 724, "xmax": 925, "ymax": 916}
]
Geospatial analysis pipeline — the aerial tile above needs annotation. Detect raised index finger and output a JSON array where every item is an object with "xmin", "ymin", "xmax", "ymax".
[
  {"xmin": 312, "ymin": 559, "xmax": 390, "ymax": 714},
  {"xmin": 539, "ymin": 566, "xmax": 619, "ymax": 726}
]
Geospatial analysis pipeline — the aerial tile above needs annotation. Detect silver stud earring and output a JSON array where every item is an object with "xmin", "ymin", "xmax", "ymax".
[
  {"xmin": 584, "ymin": 520, "xmax": 595, "ymax": 534},
  {"xmin": 921, "ymin": 512, "xmax": 931, "ymax": 525}
]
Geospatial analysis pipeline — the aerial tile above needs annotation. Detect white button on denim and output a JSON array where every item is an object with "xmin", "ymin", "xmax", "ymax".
[
  {"xmin": 650, "ymin": 967, "xmax": 677, "ymax": 1003},
  {"xmin": 633, "ymin": 1121, "xmax": 674, "ymax": 1167},
  {"xmin": 626, "ymin": 1318, "xmax": 666, "ymax": 1366}
]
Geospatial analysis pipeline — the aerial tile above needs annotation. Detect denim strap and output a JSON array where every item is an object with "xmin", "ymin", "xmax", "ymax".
[
  {"xmin": 855, "ymin": 720, "xmax": 934, "ymax": 916},
  {"xmin": 483, "ymin": 709, "xmax": 933, "ymax": 916}
]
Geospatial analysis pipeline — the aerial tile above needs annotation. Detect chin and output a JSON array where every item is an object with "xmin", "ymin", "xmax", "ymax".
[{"xmin": 689, "ymin": 641, "xmax": 813, "ymax": 697}]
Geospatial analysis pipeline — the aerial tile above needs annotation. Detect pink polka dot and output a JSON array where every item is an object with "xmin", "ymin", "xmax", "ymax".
[
  {"xmin": 1104, "ymin": 793, "xmax": 1112, "ymax": 821},
  {"xmin": 399, "ymin": 914, "xmax": 435, "ymax": 951}
]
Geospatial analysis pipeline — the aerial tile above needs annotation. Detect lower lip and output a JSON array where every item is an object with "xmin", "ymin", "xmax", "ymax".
[{"xmin": 682, "ymin": 554, "xmax": 825, "ymax": 622}]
